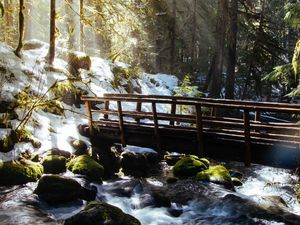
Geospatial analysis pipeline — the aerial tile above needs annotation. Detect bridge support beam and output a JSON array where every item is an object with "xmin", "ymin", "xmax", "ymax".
[{"xmin": 244, "ymin": 109, "xmax": 251, "ymax": 166}]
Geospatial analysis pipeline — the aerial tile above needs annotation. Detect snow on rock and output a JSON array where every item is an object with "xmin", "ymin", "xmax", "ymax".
[{"xmin": 0, "ymin": 40, "xmax": 179, "ymax": 162}]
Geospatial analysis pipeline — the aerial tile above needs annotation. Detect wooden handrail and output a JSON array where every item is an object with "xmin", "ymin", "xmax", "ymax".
[
  {"xmin": 82, "ymin": 95, "xmax": 300, "ymax": 114},
  {"xmin": 102, "ymin": 93, "xmax": 300, "ymax": 109}
]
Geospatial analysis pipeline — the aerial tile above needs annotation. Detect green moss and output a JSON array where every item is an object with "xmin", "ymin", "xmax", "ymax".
[
  {"xmin": 65, "ymin": 201, "xmax": 141, "ymax": 225},
  {"xmin": 231, "ymin": 177, "xmax": 243, "ymax": 186},
  {"xmin": 34, "ymin": 175, "xmax": 81, "ymax": 204},
  {"xmin": 42, "ymin": 100, "xmax": 65, "ymax": 116},
  {"xmin": 67, "ymin": 155, "xmax": 104, "ymax": 181},
  {"xmin": 196, "ymin": 172, "xmax": 209, "ymax": 181},
  {"xmin": 41, "ymin": 155, "xmax": 66, "ymax": 174},
  {"xmin": 199, "ymin": 158, "xmax": 210, "ymax": 168},
  {"xmin": 196, "ymin": 165, "xmax": 232, "ymax": 187},
  {"xmin": 172, "ymin": 155, "xmax": 208, "ymax": 177},
  {"xmin": 111, "ymin": 66, "xmax": 140, "ymax": 90},
  {"xmin": 0, "ymin": 160, "xmax": 43, "ymax": 185}
]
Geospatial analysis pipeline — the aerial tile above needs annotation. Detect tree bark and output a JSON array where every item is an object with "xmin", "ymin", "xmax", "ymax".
[
  {"xmin": 15, "ymin": 0, "xmax": 25, "ymax": 58},
  {"xmin": 80, "ymin": 0, "xmax": 84, "ymax": 52},
  {"xmin": 242, "ymin": 0, "xmax": 265, "ymax": 99},
  {"xmin": 48, "ymin": 0, "xmax": 56, "ymax": 65},
  {"xmin": 208, "ymin": 0, "xmax": 228, "ymax": 98},
  {"xmin": 169, "ymin": 0, "xmax": 176, "ymax": 74},
  {"xmin": 225, "ymin": 0, "xmax": 238, "ymax": 99}
]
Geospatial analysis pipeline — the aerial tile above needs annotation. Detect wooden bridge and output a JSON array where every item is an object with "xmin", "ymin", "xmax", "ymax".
[{"xmin": 81, "ymin": 94, "xmax": 300, "ymax": 167}]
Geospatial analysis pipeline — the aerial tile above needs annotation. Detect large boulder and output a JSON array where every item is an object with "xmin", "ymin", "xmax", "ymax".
[
  {"xmin": 0, "ymin": 159, "xmax": 43, "ymax": 185},
  {"xmin": 96, "ymin": 146, "xmax": 121, "ymax": 177},
  {"xmin": 172, "ymin": 155, "xmax": 208, "ymax": 177},
  {"xmin": 34, "ymin": 175, "xmax": 96, "ymax": 203},
  {"xmin": 67, "ymin": 155, "xmax": 104, "ymax": 181},
  {"xmin": 41, "ymin": 155, "xmax": 67, "ymax": 174},
  {"xmin": 64, "ymin": 201, "xmax": 141, "ymax": 225},
  {"xmin": 120, "ymin": 148, "xmax": 160, "ymax": 177},
  {"xmin": 34, "ymin": 175, "xmax": 81, "ymax": 204},
  {"xmin": 121, "ymin": 151, "xmax": 148, "ymax": 177},
  {"xmin": 47, "ymin": 148, "xmax": 71, "ymax": 159},
  {"xmin": 196, "ymin": 165, "xmax": 233, "ymax": 187},
  {"xmin": 69, "ymin": 138, "xmax": 89, "ymax": 156}
]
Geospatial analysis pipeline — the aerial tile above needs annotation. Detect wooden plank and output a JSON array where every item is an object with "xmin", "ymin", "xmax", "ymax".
[
  {"xmin": 104, "ymin": 100, "xmax": 109, "ymax": 119},
  {"xmin": 196, "ymin": 104, "xmax": 204, "ymax": 156},
  {"xmin": 152, "ymin": 102, "xmax": 162, "ymax": 153},
  {"xmin": 170, "ymin": 99, "xmax": 176, "ymax": 125},
  {"xmin": 243, "ymin": 109, "xmax": 251, "ymax": 166},
  {"xmin": 85, "ymin": 101, "xmax": 94, "ymax": 136},
  {"xmin": 117, "ymin": 101, "xmax": 126, "ymax": 147}
]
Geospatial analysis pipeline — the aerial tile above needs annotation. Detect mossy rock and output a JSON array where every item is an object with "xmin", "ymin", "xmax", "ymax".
[
  {"xmin": 172, "ymin": 155, "xmax": 208, "ymax": 177},
  {"xmin": 43, "ymin": 100, "xmax": 65, "ymax": 116},
  {"xmin": 196, "ymin": 165, "xmax": 232, "ymax": 187},
  {"xmin": 0, "ymin": 129, "xmax": 16, "ymax": 153},
  {"xmin": 231, "ymin": 177, "xmax": 243, "ymax": 186},
  {"xmin": 69, "ymin": 139, "xmax": 88, "ymax": 156},
  {"xmin": 47, "ymin": 148, "xmax": 71, "ymax": 159},
  {"xmin": 0, "ymin": 160, "xmax": 43, "ymax": 185},
  {"xmin": 64, "ymin": 201, "xmax": 141, "ymax": 225},
  {"xmin": 199, "ymin": 158, "xmax": 210, "ymax": 168},
  {"xmin": 34, "ymin": 175, "xmax": 81, "ymax": 204},
  {"xmin": 41, "ymin": 155, "xmax": 67, "ymax": 174},
  {"xmin": 67, "ymin": 155, "xmax": 104, "ymax": 181}
]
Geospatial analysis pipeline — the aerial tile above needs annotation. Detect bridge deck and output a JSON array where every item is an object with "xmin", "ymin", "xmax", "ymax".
[{"xmin": 81, "ymin": 94, "xmax": 300, "ymax": 167}]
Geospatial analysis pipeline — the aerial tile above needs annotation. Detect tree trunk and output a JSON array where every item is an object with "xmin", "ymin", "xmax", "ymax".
[
  {"xmin": 225, "ymin": 0, "xmax": 238, "ymax": 99},
  {"xmin": 169, "ymin": 0, "xmax": 176, "ymax": 74},
  {"xmin": 15, "ymin": 0, "xmax": 25, "ymax": 58},
  {"xmin": 208, "ymin": 0, "xmax": 228, "ymax": 98},
  {"xmin": 48, "ymin": 0, "xmax": 56, "ymax": 65},
  {"xmin": 80, "ymin": 0, "xmax": 84, "ymax": 52},
  {"xmin": 242, "ymin": 0, "xmax": 265, "ymax": 99},
  {"xmin": 4, "ymin": 0, "xmax": 13, "ymax": 45},
  {"xmin": 191, "ymin": 0, "xmax": 197, "ymax": 63},
  {"xmin": 66, "ymin": 0, "xmax": 75, "ymax": 51}
]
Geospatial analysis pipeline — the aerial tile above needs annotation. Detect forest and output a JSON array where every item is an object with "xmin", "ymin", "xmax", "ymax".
[{"xmin": 1, "ymin": 1, "xmax": 300, "ymax": 225}]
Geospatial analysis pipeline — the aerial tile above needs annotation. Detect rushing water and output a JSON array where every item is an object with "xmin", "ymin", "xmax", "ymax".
[{"xmin": 0, "ymin": 161, "xmax": 300, "ymax": 225}]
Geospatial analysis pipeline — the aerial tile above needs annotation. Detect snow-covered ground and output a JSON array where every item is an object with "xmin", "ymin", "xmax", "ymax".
[{"xmin": 0, "ymin": 40, "xmax": 178, "ymax": 162}]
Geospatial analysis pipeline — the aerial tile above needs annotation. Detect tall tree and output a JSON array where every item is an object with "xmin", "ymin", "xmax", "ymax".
[
  {"xmin": 48, "ymin": 0, "xmax": 56, "ymax": 65},
  {"xmin": 242, "ymin": 0, "xmax": 266, "ymax": 99},
  {"xmin": 225, "ymin": 0, "xmax": 238, "ymax": 99},
  {"xmin": 80, "ymin": 0, "xmax": 84, "ymax": 52},
  {"xmin": 208, "ymin": 0, "xmax": 228, "ymax": 98},
  {"xmin": 169, "ymin": 0, "xmax": 176, "ymax": 74},
  {"xmin": 14, "ymin": 0, "xmax": 25, "ymax": 58}
]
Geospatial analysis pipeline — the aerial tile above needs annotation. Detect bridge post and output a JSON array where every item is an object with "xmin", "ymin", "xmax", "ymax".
[
  {"xmin": 170, "ymin": 99, "xmax": 176, "ymax": 125},
  {"xmin": 104, "ymin": 100, "xmax": 109, "ymax": 119},
  {"xmin": 85, "ymin": 101, "xmax": 94, "ymax": 137},
  {"xmin": 196, "ymin": 104, "xmax": 204, "ymax": 157},
  {"xmin": 152, "ymin": 102, "xmax": 162, "ymax": 154},
  {"xmin": 243, "ymin": 109, "xmax": 251, "ymax": 166},
  {"xmin": 135, "ymin": 102, "xmax": 142, "ymax": 123},
  {"xmin": 117, "ymin": 101, "xmax": 126, "ymax": 147}
]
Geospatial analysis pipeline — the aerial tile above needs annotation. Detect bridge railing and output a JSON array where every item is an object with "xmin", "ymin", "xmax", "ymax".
[{"xmin": 81, "ymin": 93, "xmax": 300, "ymax": 166}]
